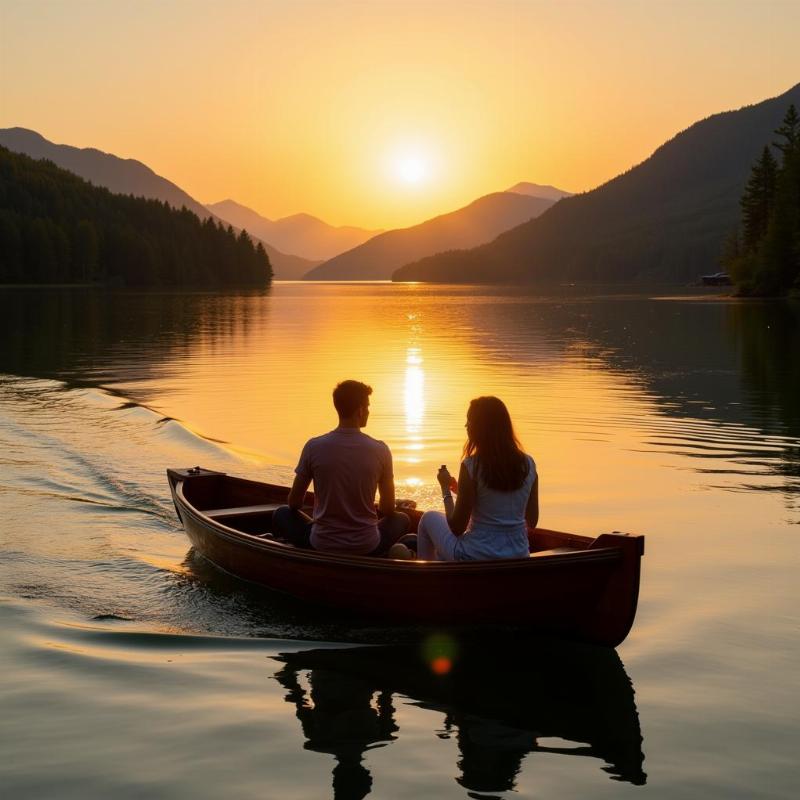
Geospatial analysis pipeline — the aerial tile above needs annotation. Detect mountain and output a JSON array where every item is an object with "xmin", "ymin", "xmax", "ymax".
[
  {"xmin": 304, "ymin": 192, "xmax": 557, "ymax": 281},
  {"xmin": 0, "ymin": 127, "xmax": 211, "ymax": 218},
  {"xmin": 0, "ymin": 128, "xmax": 318, "ymax": 279},
  {"xmin": 0, "ymin": 146, "xmax": 271, "ymax": 287},
  {"xmin": 506, "ymin": 182, "xmax": 573, "ymax": 201},
  {"xmin": 394, "ymin": 83, "xmax": 800, "ymax": 284},
  {"xmin": 207, "ymin": 200, "xmax": 381, "ymax": 262},
  {"xmin": 255, "ymin": 241, "xmax": 318, "ymax": 280}
]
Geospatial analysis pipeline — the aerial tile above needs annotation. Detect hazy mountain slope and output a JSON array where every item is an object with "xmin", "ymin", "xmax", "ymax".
[
  {"xmin": 0, "ymin": 127, "xmax": 210, "ymax": 218},
  {"xmin": 505, "ymin": 182, "xmax": 573, "ymax": 201},
  {"xmin": 258, "ymin": 245, "xmax": 320, "ymax": 280},
  {"xmin": 207, "ymin": 200, "xmax": 381, "ymax": 261},
  {"xmin": 304, "ymin": 192, "xmax": 556, "ymax": 280},
  {"xmin": 0, "ymin": 127, "xmax": 318, "ymax": 279},
  {"xmin": 395, "ymin": 82, "xmax": 800, "ymax": 284}
]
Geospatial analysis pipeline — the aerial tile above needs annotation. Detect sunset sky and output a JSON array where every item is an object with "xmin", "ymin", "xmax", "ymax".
[{"xmin": 1, "ymin": 0, "xmax": 798, "ymax": 229}]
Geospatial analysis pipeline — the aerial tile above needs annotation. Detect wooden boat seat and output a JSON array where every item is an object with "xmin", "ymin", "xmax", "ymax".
[
  {"xmin": 529, "ymin": 546, "xmax": 581, "ymax": 557},
  {"xmin": 204, "ymin": 503, "xmax": 283, "ymax": 519}
]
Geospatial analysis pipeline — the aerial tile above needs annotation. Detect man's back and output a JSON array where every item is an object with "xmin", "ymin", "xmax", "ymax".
[
  {"xmin": 297, "ymin": 427, "xmax": 392, "ymax": 553},
  {"xmin": 276, "ymin": 379, "xmax": 407, "ymax": 556}
]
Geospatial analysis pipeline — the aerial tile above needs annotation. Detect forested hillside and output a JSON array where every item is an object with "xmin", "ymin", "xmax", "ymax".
[
  {"xmin": 394, "ymin": 83, "xmax": 800, "ymax": 284},
  {"xmin": 723, "ymin": 104, "xmax": 800, "ymax": 295},
  {"xmin": 0, "ymin": 128, "xmax": 316, "ymax": 279},
  {"xmin": 0, "ymin": 127, "xmax": 211, "ymax": 219},
  {"xmin": 0, "ymin": 147, "xmax": 272, "ymax": 287}
]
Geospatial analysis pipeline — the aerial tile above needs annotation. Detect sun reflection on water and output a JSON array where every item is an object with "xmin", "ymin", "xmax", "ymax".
[{"xmin": 403, "ymin": 347, "xmax": 426, "ymax": 486}]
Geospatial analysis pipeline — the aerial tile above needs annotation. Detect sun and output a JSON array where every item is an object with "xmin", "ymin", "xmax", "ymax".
[
  {"xmin": 395, "ymin": 155, "xmax": 427, "ymax": 185},
  {"xmin": 388, "ymin": 149, "xmax": 433, "ymax": 187}
]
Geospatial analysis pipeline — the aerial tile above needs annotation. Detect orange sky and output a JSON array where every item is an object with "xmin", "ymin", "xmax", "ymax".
[{"xmin": 1, "ymin": 0, "xmax": 798, "ymax": 229}]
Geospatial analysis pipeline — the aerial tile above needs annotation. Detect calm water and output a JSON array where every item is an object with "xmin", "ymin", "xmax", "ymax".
[{"xmin": 1, "ymin": 284, "xmax": 798, "ymax": 798}]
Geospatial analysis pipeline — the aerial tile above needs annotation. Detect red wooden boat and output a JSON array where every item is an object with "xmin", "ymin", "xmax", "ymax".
[{"xmin": 168, "ymin": 467, "xmax": 644, "ymax": 646}]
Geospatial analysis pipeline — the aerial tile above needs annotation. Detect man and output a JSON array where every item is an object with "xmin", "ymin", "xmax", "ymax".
[{"xmin": 273, "ymin": 380, "xmax": 409, "ymax": 555}]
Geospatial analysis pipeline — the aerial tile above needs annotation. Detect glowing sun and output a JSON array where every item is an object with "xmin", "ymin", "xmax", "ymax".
[{"xmin": 390, "ymin": 150, "xmax": 432, "ymax": 187}]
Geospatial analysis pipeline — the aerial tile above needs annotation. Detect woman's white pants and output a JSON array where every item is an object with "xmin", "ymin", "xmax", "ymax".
[{"xmin": 417, "ymin": 510, "xmax": 459, "ymax": 561}]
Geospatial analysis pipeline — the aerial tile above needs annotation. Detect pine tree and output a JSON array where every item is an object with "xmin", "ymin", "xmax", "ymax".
[
  {"xmin": 761, "ymin": 105, "xmax": 800, "ymax": 293},
  {"xmin": 740, "ymin": 146, "xmax": 778, "ymax": 251},
  {"xmin": 255, "ymin": 241, "xmax": 273, "ymax": 280},
  {"xmin": 719, "ymin": 227, "xmax": 740, "ymax": 269},
  {"xmin": 773, "ymin": 104, "xmax": 799, "ymax": 160}
]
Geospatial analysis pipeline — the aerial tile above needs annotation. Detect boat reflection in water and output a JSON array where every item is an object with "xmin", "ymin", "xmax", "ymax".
[
  {"xmin": 274, "ymin": 661, "xmax": 398, "ymax": 799},
  {"xmin": 274, "ymin": 638, "xmax": 646, "ymax": 798}
]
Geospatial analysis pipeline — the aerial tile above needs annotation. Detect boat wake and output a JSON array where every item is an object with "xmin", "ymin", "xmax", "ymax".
[{"xmin": 0, "ymin": 375, "xmax": 326, "ymax": 639}]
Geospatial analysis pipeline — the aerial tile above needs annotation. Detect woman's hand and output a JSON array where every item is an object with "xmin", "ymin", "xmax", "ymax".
[
  {"xmin": 437, "ymin": 465, "xmax": 452, "ymax": 493},
  {"xmin": 437, "ymin": 465, "xmax": 458, "ymax": 493}
]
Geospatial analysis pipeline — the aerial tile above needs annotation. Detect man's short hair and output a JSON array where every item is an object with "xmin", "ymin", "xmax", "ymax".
[{"xmin": 333, "ymin": 380, "xmax": 372, "ymax": 418}]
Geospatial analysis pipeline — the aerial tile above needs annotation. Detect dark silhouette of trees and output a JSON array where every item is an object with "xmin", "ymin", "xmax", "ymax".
[
  {"xmin": 726, "ymin": 105, "xmax": 800, "ymax": 295},
  {"xmin": 773, "ymin": 104, "xmax": 799, "ymax": 157},
  {"xmin": 740, "ymin": 146, "xmax": 778, "ymax": 250},
  {"xmin": 0, "ymin": 146, "xmax": 272, "ymax": 287}
]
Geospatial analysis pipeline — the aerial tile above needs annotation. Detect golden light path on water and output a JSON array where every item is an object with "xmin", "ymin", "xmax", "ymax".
[
  {"xmin": 3, "ymin": 282, "xmax": 797, "ymax": 538},
  {"xmin": 1, "ymin": 285, "xmax": 798, "ymax": 799},
  {"xmin": 402, "ymin": 345, "xmax": 425, "ymax": 482},
  {"xmin": 63, "ymin": 282, "xmax": 790, "ymax": 542}
]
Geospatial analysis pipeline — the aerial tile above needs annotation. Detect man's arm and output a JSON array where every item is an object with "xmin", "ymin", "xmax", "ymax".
[
  {"xmin": 287, "ymin": 473, "xmax": 312, "ymax": 510},
  {"xmin": 287, "ymin": 442, "xmax": 313, "ymax": 510},
  {"xmin": 377, "ymin": 446, "xmax": 396, "ymax": 516}
]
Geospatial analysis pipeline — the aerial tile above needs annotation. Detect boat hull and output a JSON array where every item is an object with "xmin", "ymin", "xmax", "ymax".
[{"xmin": 168, "ymin": 467, "xmax": 644, "ymax": 646}]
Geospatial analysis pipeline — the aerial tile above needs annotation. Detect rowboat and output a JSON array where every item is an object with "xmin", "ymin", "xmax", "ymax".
[{"xmin": 168, "ymin": 466, "xmax": 645, "ymax": 646}]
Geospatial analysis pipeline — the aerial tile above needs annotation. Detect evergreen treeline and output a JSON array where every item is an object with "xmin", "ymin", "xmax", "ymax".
[
  {"xmin": 723, "ymin": 106, "xmax": 800, "ymax": 295},
  {"xmin": 0, "ymin": 146, "xmax": 272, "ymax": 286}
]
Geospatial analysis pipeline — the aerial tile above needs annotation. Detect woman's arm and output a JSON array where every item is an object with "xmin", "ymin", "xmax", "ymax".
[
  {"xmin": 443, "ymin": 461, "xmax": 474, "ymax": 536},
  {"xmin": 525, "ymin": 476, "xmax": 539, "ymax": 529}
]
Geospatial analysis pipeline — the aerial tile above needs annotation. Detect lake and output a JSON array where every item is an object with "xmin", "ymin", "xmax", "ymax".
[{"xmin": 0, "ymin": 283, "xmax": 797, "ymax": 799}]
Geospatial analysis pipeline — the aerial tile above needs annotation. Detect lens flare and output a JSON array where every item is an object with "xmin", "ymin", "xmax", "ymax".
[
  {"xmin": 431, "ymin": 656, "xmax": 452, "ymax": 675},
  {"xmin": 423, "ymin": 633, "xmax": 458, "ymax": 675}
]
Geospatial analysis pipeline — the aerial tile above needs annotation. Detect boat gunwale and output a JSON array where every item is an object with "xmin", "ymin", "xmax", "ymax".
[{"xmin": 174, "ymin": 479, "xmax": 623, "ymax": 574}]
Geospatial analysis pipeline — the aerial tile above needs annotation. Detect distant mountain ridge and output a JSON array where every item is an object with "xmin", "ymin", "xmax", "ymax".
[
  {"xmin": 505, "ymin": 182, "xmax": 573, "ymax": 201},
  {"xmin": 206, "ymin": 199, "xmax": 381, "ymax": 262},
  {"xmin": 394, "ymin": 83, "xmax": 800, "ymax": 284},
  {"xmin": 304, "ymin": 191, "xmax": 559, "ymax": 281},
  {"xmin": 0, "ymin": 127, "xmax": 318, "ymax": 279}
]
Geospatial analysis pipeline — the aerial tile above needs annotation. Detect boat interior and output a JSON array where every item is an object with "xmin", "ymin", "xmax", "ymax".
[{"xmin": 173, "ymin": 468, "xmax": 596, "ymax": 557}]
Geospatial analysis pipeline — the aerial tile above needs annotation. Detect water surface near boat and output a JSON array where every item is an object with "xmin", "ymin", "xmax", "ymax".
[{"xmin": 0, "ymin": 284, "xmax": 797, "ymax": 798}]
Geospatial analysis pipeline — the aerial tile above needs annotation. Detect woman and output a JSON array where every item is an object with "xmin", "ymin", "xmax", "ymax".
[{"xmin": 416, "ymin": 396, "xmax": 538, "ymax": 561}]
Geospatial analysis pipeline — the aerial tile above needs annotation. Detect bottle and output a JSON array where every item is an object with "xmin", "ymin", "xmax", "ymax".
[{"xmin": 439, "ymin": 465, "xmax": 458, "ymax": 493}]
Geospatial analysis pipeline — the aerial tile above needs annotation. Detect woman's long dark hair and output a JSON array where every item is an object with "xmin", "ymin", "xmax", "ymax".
[{"xmin": 462, "ymin": 396, "xmax": 529, "ymax": 491}]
